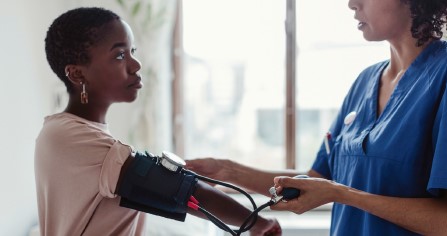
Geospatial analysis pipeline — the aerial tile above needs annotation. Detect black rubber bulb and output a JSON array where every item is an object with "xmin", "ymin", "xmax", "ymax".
[{"xmin": 281, "ymin": 175, "xmax": 309, "ymax": 200}]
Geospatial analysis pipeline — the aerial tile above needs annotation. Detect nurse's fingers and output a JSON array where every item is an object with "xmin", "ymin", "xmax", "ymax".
[
  {"xmin": 270, "ymin": 198, "xmax": 306, "ymax": 214},
  {"xmin": 274, "ymin": 176, "xmax": 308, "ymax": 190}
]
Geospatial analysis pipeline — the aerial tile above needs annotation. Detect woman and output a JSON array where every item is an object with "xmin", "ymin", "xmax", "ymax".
[
  {"xmin": 186, "ymin": 0, "xmax": 447, "ymax": 235},
  {"xmin": 35, "ymin": 7, "xmax": 280, "ymax": 236}
]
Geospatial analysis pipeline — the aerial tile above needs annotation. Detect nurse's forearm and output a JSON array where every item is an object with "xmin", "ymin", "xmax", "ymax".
[
  {"xmin": 337, "ymin": 186, "xmax": 447, "ymax": 235},
  {"xmin": 225, "ymin": 160, "xmax": 299, "ymax": 196}
]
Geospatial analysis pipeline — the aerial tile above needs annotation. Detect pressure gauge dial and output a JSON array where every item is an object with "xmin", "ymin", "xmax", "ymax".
[{"xmin": 161, "ymin": 151, "xmax": 186, "ymax": 172}]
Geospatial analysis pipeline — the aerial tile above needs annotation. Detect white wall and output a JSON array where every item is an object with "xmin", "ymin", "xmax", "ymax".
[{"xmin": 0, "ymin": 1, "xmax": 71, "ymax": 235}]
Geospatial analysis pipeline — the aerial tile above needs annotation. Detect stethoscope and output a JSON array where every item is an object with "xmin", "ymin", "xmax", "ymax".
[{"xmin": 161, "ymin": 151, "xmax": 304, "ymax": 236}]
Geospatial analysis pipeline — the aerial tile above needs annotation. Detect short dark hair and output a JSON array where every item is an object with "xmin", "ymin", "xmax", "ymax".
[
  {"xmin": 45, "ymin": 7, "xmax": 120, "ymax": 93},
  {"xmin": 405, "ymin": 0, "xmax": 447, "ymax": 46}
]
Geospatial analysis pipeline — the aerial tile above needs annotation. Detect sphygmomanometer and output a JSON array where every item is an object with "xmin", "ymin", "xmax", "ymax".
[
  {"xmin": 116, "ymin": 151, "xmax": 197, "ymax": 222},
  {"xmin": 116, "ymin": 150, "xmax": 306, "ymax": 236}
]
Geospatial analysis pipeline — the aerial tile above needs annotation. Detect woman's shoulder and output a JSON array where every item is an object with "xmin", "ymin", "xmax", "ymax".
[
  {"xmin": 44, "ymin": 112, "xmax": 108, "ymax": 132},
  {"xmin": 40, "ymin": 112, "xmax": 114, "ymax": 142}
]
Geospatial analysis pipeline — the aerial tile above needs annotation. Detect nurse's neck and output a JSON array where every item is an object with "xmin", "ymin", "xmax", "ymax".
[
  {"xmin": 377, "ymin": 39, "xmax": 432, "ymax": 117},
  {"xmin": 387, "ymin": 38, "xmax": 431, "ymax": 79}
]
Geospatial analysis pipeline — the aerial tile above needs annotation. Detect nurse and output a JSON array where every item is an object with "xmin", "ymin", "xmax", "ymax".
[{"xmin": 186, "ymin": 0, "xmax": 447, "ymax": 235}]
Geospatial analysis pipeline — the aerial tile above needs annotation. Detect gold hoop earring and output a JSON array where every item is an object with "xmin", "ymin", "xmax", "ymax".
[{"xmin": 81, "ymin": 82, "xmax": 88, "ymax": 104}]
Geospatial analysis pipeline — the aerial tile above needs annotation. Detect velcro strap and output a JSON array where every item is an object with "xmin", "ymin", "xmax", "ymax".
[{"xmin": 117, "ymin": 151, "xmax": 198, "ymax": 221}]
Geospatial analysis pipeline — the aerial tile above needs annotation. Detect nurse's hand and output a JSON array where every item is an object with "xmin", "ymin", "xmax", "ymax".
[
  {"xmin": 270, "ymin": 176, "xmax": 342, "ymax": 214},
  {"xmin": 185, "ymin": 157, "xmax": 232, "ymax": 182}
]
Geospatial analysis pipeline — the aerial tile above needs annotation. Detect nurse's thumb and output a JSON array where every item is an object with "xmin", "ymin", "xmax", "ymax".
[{"xmin": 274, "ymin": 176, "xmax": 304, "ymax": 189}]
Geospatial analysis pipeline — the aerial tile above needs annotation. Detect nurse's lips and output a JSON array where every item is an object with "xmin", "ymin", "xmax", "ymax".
[{"xmin": 357, "ymin": 21, "xmax": 366, "ymax": 30}]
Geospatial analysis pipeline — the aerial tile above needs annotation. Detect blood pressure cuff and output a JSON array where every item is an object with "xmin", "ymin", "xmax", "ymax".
[{"xmin": 116, "ymin": 151, "xmax": 198, "ymax": 222}]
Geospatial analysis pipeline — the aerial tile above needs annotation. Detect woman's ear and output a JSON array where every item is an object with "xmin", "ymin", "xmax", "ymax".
[{"xmin": 64, "ymin": 65, "xmax": 85, "ymax": 85}]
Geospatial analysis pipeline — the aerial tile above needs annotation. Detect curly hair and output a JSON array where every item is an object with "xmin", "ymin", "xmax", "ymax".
[
  {"xmin": 45, "ymin": 7, "xmax": 120, "ymax": 93},
  {"xmin": 404, "ymin": 0, "xmax": 447, "ymax": 46}
]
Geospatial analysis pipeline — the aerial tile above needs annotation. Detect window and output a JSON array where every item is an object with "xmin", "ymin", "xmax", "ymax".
[
  {"xmin": 176, "ymin": 0, "xmax": 388, "ymax": 172},
  {"xmin": 179, "ymin": 0, "xmax": 287, "ymax": 169}
]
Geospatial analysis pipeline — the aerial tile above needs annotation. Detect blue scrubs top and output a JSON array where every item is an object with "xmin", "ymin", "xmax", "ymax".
[{"xmin": 312, "ymin": 40, "xmax": 447, "ymax": 235}]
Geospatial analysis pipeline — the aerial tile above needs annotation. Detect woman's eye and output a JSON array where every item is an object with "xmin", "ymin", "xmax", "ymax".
[
  {"xmin": 116, "ymin": 52, "xmax": 125, "ymax": 60},
  {"xmin": 131, "ymin": 48, "xmax": 137, "ymax": 55}
]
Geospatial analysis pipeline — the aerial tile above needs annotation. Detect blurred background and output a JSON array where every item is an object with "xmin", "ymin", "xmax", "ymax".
[{"xmin": 0, "ymin": 0, "xmax": 394, "ymax": 235}]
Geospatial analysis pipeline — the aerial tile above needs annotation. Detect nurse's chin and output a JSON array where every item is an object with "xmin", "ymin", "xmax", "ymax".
[{"xmin": 361, "ymin": 33, "xmax": 387, "ymax": 43}]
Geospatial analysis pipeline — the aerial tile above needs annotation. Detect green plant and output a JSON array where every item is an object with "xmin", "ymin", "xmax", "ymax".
[{"xmin": 116, "ymin": 0, "xmax": 167, "ymax": 35}]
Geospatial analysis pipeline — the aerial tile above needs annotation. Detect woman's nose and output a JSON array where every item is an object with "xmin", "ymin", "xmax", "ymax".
[{"xmin": 129, "ymin": 55, "xmax": 142, "ymax": 74}]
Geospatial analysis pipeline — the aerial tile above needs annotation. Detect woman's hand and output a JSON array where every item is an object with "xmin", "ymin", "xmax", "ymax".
[
  {"xmin": 185, "ymin": 158, "xmax": 232, "ymax": 182},
  {"xmin": 270, "ymin": 176, "xmax": 342, "ymax": 214},
  {"xmin": 250, "ymin": 217, "xmax": 282, "ymax": 236}
]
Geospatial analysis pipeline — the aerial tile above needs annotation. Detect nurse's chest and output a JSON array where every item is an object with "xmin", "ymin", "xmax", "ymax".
[{"xmin": 377, "ymin": 69, "xmax": 405, "ymax": 117}]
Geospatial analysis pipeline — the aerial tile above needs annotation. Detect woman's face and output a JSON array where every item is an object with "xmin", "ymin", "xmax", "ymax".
[
  {"xmin": 348, "ymin": 0, "xmax": 413, "ymax": 43},
  {"xmin": 81, "ymin": 19, "xmax": 143, "ymax": 105}
]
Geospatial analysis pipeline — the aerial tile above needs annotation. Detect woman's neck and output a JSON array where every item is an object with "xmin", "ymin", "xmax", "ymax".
[{"xmin": 64, "ymin": 98, "xmax": 109, "ymax": 124}]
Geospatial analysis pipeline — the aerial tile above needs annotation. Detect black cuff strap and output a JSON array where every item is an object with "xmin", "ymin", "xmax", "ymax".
[{"xmin": 116, "ymin": 151, "xmax": 198, "ymax": 222}]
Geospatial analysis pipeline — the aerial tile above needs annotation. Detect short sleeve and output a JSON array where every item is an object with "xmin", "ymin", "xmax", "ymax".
[
  {"xmin": 99, "ymin": 140, "xmax": 133, "ymax": 198},
  {"xmin": 312, "ymin": 145, "xmax": 332, "ymax": 179},
  {"xmin": 311, "ymin": 110, "xmax": 345, "ymax": 180},
  {"xmin": 311, "ymin": 78, "xmax": 357, "ymax": 180},
  {"xmin": 428, "ymin": 86, "xmax": 447, "ymax": 196}
]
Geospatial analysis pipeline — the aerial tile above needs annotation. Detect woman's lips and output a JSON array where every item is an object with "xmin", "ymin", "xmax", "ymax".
[{"xmin": 128, "ymin": 79, "xmax": 143, "ymax": 89}]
